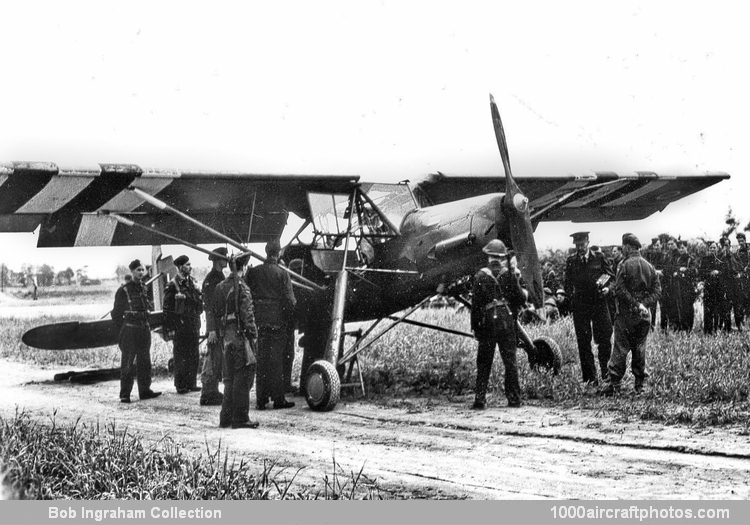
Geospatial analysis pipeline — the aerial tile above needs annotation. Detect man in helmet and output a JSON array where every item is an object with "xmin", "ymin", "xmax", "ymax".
[
  {"xmin": 563, "ymin": 232, "xmax": 614, "ymax": 387},
  {"xmin": 470, "ymin": 239, "xmax": 527, "ymax": 409}
]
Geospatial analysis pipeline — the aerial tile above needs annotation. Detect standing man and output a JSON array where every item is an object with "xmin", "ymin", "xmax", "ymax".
[
  {"xmin": 211, "ymin": 253, "xmax": 259, "ymax": 429},
  {"xmin": 200, "ymin": 247, "xmax": 229, "ymax": 406},
  {"xmin": 699, "ymin": 241, "xmax": 725, "ymax": 334},
  {"xmin": 246, "ymin": 239, "xmax": 296, "ymax": 410},
  {"xmin": 164, "ymin": 255, "xmax": 203, "ymax": 394},
  {"xmin": 601, "ymin": 234, "xmax": 661, "ymax": 395},
  {"xmin": 470, "ymin": 239, "xmax": 527, "ymax": 409},
  {"xmin": 564, "ymin": 232, "xmax": 614, "ymax": 387},
  {"xmin": 736, "ymin": 232, "xmax": 750, "ymax": 329},
  {"xmin": 718, "ymin": 237, "xmax": 738, "ymax": 331},
  {"xmin": 111, "ymin": 259, "xmax": 161, "ymax": 403},
  {"xmin": 643, "ymin": 237, "xmax": 665, "ymax": 329},
  {"xmin": 672, "ymin": 241, "xmax": 698, "ymax": 331},
  {"xmin": 660, "ymin": 237, "xmax": 681, "ymax": 330}
]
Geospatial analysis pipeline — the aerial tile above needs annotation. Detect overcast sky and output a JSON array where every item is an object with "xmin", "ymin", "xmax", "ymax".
[{"xmin": 1, "ymin": 0, "xmax": 747, "ymax": 277}]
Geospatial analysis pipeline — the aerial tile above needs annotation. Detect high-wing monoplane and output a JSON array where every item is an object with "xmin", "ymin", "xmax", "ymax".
[{"xmin": 2, "ymin": 96, "xmax": 729, "ymax": 410}]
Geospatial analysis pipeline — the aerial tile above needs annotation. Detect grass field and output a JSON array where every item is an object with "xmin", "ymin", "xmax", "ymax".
[
  {"xmin": 2, "ymin": 301, "xmax": 749, "ymax": 429},
  {"xmin": 0, "ymin": 411, "xmax": 380, "ymax": 500}
]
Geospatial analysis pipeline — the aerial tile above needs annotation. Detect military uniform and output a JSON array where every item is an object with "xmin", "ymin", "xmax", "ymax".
[
  {"xmin": 211, "ymin": 273, "xmax": 258, "ymax": 428},
  {"xmin": 736, "ymin": 240, "xmax": 750, "ymax": 328},
  {"xmin": 564, "ymin": 248, "xmax": 614, "ymax": 384},
  {"xmin": 111, "ymin": 279, "xmax": 156, "ymax": 401},
  {"xmin": 471, "ymin": 244, "xmax": 526, "ymax": 408},
  {"xmin": 163, "ymin": 272, "xmax": 203, "ymax": 393},
  {"xmin": 643, "ymin": 246, "xmax": 666, "ymax": 329},
  {"xmin": 699, "ymin": 251, "xmax": 728, "ymax": 334},
  {"xmin": 246, "ymin": 258, "xmax": 296, "ymax": 408},
  {"xmin": 663, "ymin": 249, "xmax": 697, "ymax": 331},
  {"xmin": 606, "ymin": 238, "xmax": 661, "ymax": 392},
  {"xmin": 200, "ymin": 267, "xmax": 225, "ymax": 403}
]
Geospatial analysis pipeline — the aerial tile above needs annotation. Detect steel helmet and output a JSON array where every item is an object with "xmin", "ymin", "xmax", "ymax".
[{"xmin": 482, "ymin": 239, "xmax": 508, "ymax": 257}]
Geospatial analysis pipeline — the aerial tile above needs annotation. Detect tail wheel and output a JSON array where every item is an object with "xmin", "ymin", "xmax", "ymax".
[
  {"xmin": 305, "ymin": 360, "xmax": 341, "ymax": 412},
  {"xmin": 529, "ymin": 336, "xmax": 562, "ymax": 374}
]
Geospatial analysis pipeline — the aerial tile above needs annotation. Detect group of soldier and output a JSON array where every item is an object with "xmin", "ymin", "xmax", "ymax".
[
  {"xmin": 470, "ymin": 230, "xmax": 662, "ymax": 408},
  {"xmin": 111, "ymin": 240, "xmax": 296, "ymax": 430}
]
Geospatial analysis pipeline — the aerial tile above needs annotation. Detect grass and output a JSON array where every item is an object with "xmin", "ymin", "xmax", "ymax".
[
  {"xmin": 0, "ymin": 410, "xmax": 382, "ymax": 500},
  {"xmin": 354, "ymin": 308, "xmax": 750, "ymax": 428},
  {"xmin": 2, "ymin": 299, "xmax": 749, "ymax": 429},
  {"xmin": 4, "ymin": 283, "xmax": 118, "ymax": 305}
]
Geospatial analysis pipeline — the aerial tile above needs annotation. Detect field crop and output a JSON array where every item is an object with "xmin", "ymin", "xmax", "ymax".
[{"xmin": 0, "ymin": 411, "xmax": 381, "ymax": 499}]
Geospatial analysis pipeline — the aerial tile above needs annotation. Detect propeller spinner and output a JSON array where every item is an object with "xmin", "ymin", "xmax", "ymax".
[{"xmin": 489, "ymin": 94, "xmax": 544, "ymax": 308}]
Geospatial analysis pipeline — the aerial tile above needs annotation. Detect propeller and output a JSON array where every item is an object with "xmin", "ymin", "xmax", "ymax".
[{"xmin": 489, "ymin": 94, "xmax": 544, "ymax": 308}]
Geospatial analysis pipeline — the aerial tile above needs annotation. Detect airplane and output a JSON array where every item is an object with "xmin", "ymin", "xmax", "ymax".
[{"xmin": 2, "ymin": 96, "xmax": 729, "ymax": 410}]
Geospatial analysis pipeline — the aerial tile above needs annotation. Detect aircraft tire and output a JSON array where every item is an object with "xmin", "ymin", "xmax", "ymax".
[
  {"xmin": 530, "ymin": 336, "xmax": 562, "ymax": 375},
  {"xmin": 305, "ymin": 360, "xmax": 341, "ymax": 412}
]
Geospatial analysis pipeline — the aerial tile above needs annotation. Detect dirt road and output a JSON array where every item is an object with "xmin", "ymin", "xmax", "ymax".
[{"xmin": 2, "ymin": 360, "xmax": 749, "ymax": 499}]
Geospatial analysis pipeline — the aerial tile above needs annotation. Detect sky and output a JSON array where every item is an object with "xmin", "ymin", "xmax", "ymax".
[{"xmin": 1, "ymin": 0, "xmax": 748, "ymax": 278}]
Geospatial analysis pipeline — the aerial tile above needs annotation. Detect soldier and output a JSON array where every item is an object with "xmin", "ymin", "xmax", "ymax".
[
  {"xmin": 601, "ymin": 233, "xmax": 661, "ymax": 396},
  {"xmin": 211, "ymin": 253, "xmax": 259, "ymax": 429},
  {"xmin": 163, "ymin": 255, "xmax": 203, "ymax": 394},
  {"xmin": 200, "ymin": 247, "xmax": 229, "ymax": 406},
  {"xmin": 643, "ymin": 237, "xmax": 665, "ymax": 329},
  {"xmin": 564, "ymin": 232, "xmax": 614, "ymax": 387},
  {"xmin": 542, "ymin": 261, "xmax": 559, "ymax": 292},
  {"xmin": 660, "ymin": 237, "xmax": 680, "ymax": 330},
  {"xmin": 718, "ymin": 237, "xmax": 739, "ymax": 331},
  {"xmin": 671, "ymin": 240, "xmax": 698, "ymax": 331},
  {"xmin": 737, "ymin": 232, "xmax": 750, "ymax": 328},
  {"xmin": 246, "ymin": 240, "xmax": 296, "ymax": 410},
  {"xmin": 470, "ymin": 239, "xmax": 527, "ymax": 409},
  {"xmin": 111, "ymin": 259, "xmax": 161, "ymax": 403},
  {"xmin": 699, "ymin": 241, "xmax": 726, "ymax": 334}
]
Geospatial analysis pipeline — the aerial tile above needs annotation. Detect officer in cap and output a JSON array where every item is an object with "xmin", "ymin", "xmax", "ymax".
[
  {"xmin": 470, "ymin": 239, "xmax": 527, "ymax": 409},
  {"xmin": 563, "ymin": 232, "xmax": 614, "ymax": 387},
  {"xmin": 111, "ymin": 259, "xmax": 161, "ymax": 403},
  {"xmin": 601, "ymin": 233, "xmax": 661, "ymax": 395},
  {"xmin": 246, "ymin": 239, "xmax": 297, "ymax": 409},
  {"xmin": 200, "ymin": 247, "xmax": 229, "ymax": 405},
  {"xmin": 211, "ymin": 252, "xmax": 259, "ymax": 429},
  {"xmin": 164, "ymin": 255, "xmax": 203, "ymax": 394}
]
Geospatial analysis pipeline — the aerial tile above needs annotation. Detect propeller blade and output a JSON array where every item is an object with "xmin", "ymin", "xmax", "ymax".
[{"xmin": 489, "ymin": 94, "xmax": 544, "ymax": 308}]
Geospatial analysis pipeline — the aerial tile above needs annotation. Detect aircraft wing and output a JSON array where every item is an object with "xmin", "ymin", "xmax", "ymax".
[
  {"xmin": 414, "ymin": 171, "xmax": 730, "ymax": 222},
  {"xmin": 0, "ymin": 162, "xmax": 359, "ymax": 247}
]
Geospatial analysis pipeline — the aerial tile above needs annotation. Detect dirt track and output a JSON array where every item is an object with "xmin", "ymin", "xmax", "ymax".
[{"xmin": 2, "ymin": 359, "xmax": 749, "ymax": 499}]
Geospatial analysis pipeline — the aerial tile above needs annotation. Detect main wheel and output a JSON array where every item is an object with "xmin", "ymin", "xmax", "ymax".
[
  {"xmin": 305, "ymin": 360, "xmax": 341, "ymax": 411},
  {"xmin": 528, "ymin": 336, "xmax": 562, "ymax": 374}
]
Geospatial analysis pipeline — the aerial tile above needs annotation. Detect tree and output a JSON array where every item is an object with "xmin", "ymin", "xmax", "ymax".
[{"xmin": 38, "ymin": 264, "xmax": 55, "ymax": 287}]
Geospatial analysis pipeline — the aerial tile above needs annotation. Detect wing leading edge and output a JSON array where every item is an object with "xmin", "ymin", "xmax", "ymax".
[
  {"xmin": 0, "ymin": 162, "xmax": 359, "ymax": 247},
  {"xmin": 414, "ymin": 171, "xmax": 730, "ymax": 223}
]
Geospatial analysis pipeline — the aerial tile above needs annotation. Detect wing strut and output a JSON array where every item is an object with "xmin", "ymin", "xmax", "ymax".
[{"xmin": 127, "ymin": 187, "xmax": 324, "ymax": 292}]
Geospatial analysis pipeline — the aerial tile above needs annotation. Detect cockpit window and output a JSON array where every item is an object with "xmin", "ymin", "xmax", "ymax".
[{"xmin": 360, "ymin": 183, "xmax": 418, "ymax": 232}]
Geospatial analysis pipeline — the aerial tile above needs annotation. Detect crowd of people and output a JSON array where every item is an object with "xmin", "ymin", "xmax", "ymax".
[
  {"xmin": 538, "ymin": 232, "xmax": 750, "ymax": 335},
  {"xmin": 111, "ymin": 240, "xmax": 296, "ymax": 430}
]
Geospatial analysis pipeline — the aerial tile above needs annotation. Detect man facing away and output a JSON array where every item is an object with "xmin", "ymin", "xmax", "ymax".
[
  {"xmin": 601, "ymin": 233, "xmax": 661, "ymax": 396},
  {"xmin": 200, "ymin": 247, "xmax": 229, "ymax": 406},
  {"xmin": 563, "ymin": 231, "xmax": 614, "ymax": 387},
  {"xmin": 163, "ymin": 255, "xmax": 203, "ymax": 394},
  {"xmin": 211, "ymin": 253, "xmax": 259, "ymax": 429},
  {"xmin": 246, "ymin": 239, "xmax": 296, "ymax": 410},
  {"xmin": 470, "ymin": 239, "xmax": 527, "ymax": 409},
  {"xmin": 111, "ymin": 259, "xmax": 161, "ymax": 403}
]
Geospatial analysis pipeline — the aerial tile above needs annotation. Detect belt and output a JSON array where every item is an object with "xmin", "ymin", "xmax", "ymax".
[{"xmin": 124, "ymin": 322, "xmax": 150, "ymax": 328}]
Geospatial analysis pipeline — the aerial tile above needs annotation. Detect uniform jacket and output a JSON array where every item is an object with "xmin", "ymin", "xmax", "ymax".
[
  {"xmin": 245, "ymin": 260, "xmax": 296, "ymax": 328},
  {"xmin": 111, "ymin": 279, "xmax": 152, "ymax": 331},
  {"xmin": 614, "ymin": 252, "xmax": 661, "ymax": 323},
  {"xmin": 202, "ymin": 268, "xmax": 225, "ymax": 333},
  {"xmin": 163, "ymin": 272, "xmax": 203, "ymax": 330},
  {"xmin": 471, "ymin": 267, "xmax": 526, "ymax": 337},
  {"xmin": 211, "ymin": 275, "xmax": 258, "ymax": 339},
  {"xmin": 563, "ymin": 249, "xmax": 615, "ymax": 307}
]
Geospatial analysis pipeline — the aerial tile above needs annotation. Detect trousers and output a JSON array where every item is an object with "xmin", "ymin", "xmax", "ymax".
[
  {"xmin": 572, "ymin": 302, "xmax": 612, "ymax": 383},
  {"xmin": 119, "ymin": 324, "xmax": 152, "ymax": 398},
  {"xmin": 608, "ymin": 316, "xmax": 650, "ymax": 386},
  {"xmin": 475, "ymin": 328, "xmax": 520, "ymax": 405},
  {"xmin": 220, "ymin": 326, "xmax": 255, "ymax": 425}
]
